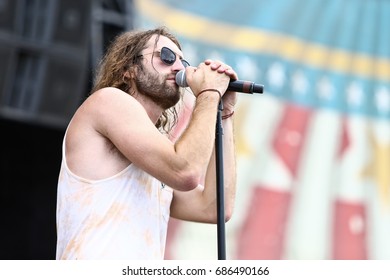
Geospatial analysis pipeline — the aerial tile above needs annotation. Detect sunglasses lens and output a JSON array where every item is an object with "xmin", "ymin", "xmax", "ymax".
[
  {"xmin": 160, "ymin": 47, "xmax": 176, "ymax": 65},
  {"xmin": 181, "ymin": 59, "xmax": 190, "ymax": 68}
]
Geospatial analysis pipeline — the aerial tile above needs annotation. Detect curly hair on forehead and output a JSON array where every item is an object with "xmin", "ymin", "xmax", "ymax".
[{"xmin": 91, "ymin": 27, "xmax": 183, "ymax": 133}]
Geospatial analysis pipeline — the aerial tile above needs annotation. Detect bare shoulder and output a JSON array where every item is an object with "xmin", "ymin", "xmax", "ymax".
[
  {"xmin": 86, "ymin": 87, "xmax": 137, "ymax": 106},
  {"xmin": 78, "ymin": 87, "xmax": 150, "ymax": 134},
  {"xmin": 65, "ymin": 87, "xmax": 153, "ymax": 180},
  {"xmin": 85, "ymin": 87, "xmax": 143, "ymax": 117}
]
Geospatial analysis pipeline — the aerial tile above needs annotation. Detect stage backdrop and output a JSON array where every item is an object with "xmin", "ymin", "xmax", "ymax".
[{"xmin": 134, "ymin": 0, "xmax": 390, "ymax": 260}]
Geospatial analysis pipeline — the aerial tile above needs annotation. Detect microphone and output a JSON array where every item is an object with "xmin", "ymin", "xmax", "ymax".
[{"xmin": 175, "ymin": 70, "xmax": 264, "ymax": 94}]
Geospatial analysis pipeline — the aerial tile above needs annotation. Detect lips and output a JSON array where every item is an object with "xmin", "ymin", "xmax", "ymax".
[{"xmin": 167, "ymin": 77, "xmax": 177, "ymax": 85}]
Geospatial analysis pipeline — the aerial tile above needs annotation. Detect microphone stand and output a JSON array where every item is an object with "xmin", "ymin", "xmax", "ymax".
[{"xmin": 215, "ymin": 100, "xmax": 226, "ymax": 260}]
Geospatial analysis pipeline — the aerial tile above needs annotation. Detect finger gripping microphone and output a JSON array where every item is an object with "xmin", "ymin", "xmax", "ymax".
[{"xmin": 175, "ymin": 70, "xmax": 264, "ymax": 94}]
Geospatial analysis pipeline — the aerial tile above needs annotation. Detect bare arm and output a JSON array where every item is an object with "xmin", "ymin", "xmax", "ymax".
[
  {"xmin": 170, "ymin": 114, "xmax": 236, "ymax": 223},
  {"xmin": 170, "ymin": 60, "xmax": 238, "ymax": 223},
  {"xmin": 87, "ymin": 61, "xmax": 231, "ymax": 192}
]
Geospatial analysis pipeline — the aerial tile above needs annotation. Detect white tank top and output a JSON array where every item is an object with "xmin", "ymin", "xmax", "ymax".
[{"xmin": 56, "ymin": 137, "xmax": 173, "ymax": 260}]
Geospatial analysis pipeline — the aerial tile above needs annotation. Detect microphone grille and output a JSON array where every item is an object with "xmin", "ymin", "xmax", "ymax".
[{"xmin": 175, "ymin": 70, "xmax": 188, "ymax": 87}]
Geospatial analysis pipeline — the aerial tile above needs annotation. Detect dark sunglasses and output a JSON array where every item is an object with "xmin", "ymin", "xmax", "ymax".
[{"xmin": 139, "ymin": 47, "xmax": 190, "ymax": 68}]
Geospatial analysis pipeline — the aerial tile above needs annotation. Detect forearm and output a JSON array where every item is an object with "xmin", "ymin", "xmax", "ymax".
[
  {"xmin": 174, "ymin": 91, "xmax": 221, "ymax": 182},
  {"xmin": 203, "ymin": 115, "xmax": 237, "ymax": 221},
  {"xmin": 170, "ymin": 116, "xmax": 237, "ymax": 223}
]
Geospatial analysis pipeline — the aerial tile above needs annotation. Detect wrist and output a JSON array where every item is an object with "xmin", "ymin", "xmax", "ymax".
[
  {"xmin": 197, "ymin": 89, "xmax": 222, "ymax": 100},
  {"xmin": 222, "ymin": 111, "xmax": 234, "ymax": 119}
]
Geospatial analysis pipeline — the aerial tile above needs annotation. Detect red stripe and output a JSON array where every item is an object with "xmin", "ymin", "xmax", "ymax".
[
  {"xmin": 332, "ymin": 200, "xmax": 367, "ymax": 259},
  {"xmin": 338, "ymin": 118, "xmax": 350, "ymax": 158},
  {"xmin": 272, "ymin": 104, "xmax": 312, "ymax": 177},
  {"xmin": 236, "ymin": 186, "xmax": 291, "ymax": 259}
]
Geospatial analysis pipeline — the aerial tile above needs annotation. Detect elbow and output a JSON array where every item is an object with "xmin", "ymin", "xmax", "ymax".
[
  {"xmin": 224, "ymin": 207, "xmax": 234, "ymax": 222},
  {"xmin": 175, "ymin": 168, "xmax": 201, "ymax": 192},
  {"xmin": 206, "ymin": 204, "xmax": 234, "ymax": 224},
  {"xmin": 224, "ymin": 196, "xmax": 236, "ymax": 222},
  {"xmin": 222, "ymin": 206, "xmax": 234, "ymax": 223}
]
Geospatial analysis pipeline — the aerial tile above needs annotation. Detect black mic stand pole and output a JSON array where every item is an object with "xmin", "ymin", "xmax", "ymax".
[{"xmin": 215, "ymin": 99, "xmax": 226, "ymax": 260}]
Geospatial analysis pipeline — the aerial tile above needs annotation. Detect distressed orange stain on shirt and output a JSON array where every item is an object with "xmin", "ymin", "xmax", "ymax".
[{"xmin": 56, "ymin": 146, "xmax": 173, "ymax": 259}]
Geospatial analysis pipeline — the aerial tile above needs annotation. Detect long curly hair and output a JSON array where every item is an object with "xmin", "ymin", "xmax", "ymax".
[{"xmin": 91, "ymin": 27, "xmax": 183, "ymax": 133}]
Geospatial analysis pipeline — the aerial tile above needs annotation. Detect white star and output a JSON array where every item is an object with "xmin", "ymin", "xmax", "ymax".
[
  {"xmin": 349, "ymin": 214, "xmax": 364, "ymax": 235},
  {"xmin": 291, "ymin": 70, "xmax": 309, "ymax": 95},
  {"xmin": 284, "ymin": 130, "xmax": 302, "ymax": 147},
  {"xmin": 346, "ymin": 81, "xmax": 364, "ymax": 107},
  {"xmin": 235, "ymin": 55, "xmax": 259, "ymax": 81},
  {"xmin": 267, "ymin": 62, "xmax": 285, "ymax": 89},
  {"xmin": 317, "ymin": 76, "xmax": 334, "ymax": 100},
  {"xmin": 375, "ymin": 86, "xmax": 390, "ymax": 113}
]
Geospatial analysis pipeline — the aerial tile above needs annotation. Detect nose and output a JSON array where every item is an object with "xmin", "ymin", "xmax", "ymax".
[{"xmin": 171, "ymin": 58, "xmax": 186, "ymax": 72}]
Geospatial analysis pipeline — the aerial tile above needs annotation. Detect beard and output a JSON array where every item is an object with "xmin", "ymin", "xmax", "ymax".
[{"xmin": 134, "ymin": 67, "xmax": 181, "ymax": 110}]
